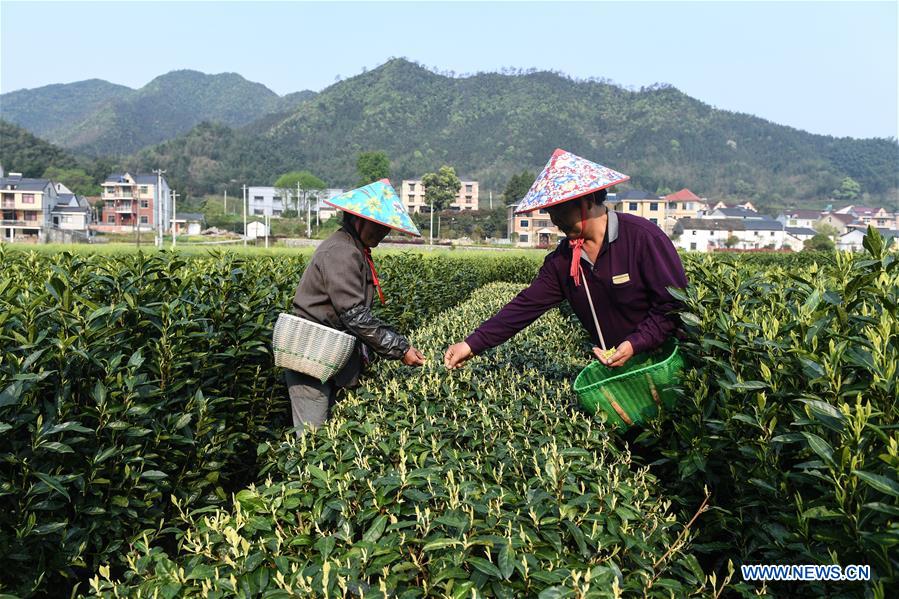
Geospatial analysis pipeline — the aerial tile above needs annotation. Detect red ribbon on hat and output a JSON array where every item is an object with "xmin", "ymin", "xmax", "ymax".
[
  {"xmin": 569, "ymin": 202, "xmax": 588, "ymax": 286},
  {"xmin": 364, "ymin": 247, "xmax": 386, "ymax": 304}
]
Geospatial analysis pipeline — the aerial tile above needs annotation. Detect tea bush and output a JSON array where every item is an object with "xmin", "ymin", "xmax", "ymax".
[
  {"xmin": 637, "ymin": 233, "xmax": 898, "ymax": 597},
  {"xmin": 87, "ymin": 284, "xmax": 716, "ymax": 597},
  {"xmin": 0, "ymin": 248, "xmax": 540, "ymax": 597},
  {"xmin": 1, "ymin": 241, "xmax": 892, "ymax": 598}
]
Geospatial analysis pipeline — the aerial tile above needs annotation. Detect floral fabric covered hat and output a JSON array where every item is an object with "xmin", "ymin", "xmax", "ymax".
[
  {"xmin": 325, "ymin": 179, "xmax": 421, "ymax": 237},
  {"xmin": 515, "ymin": 149, "xmax": 629, "ymax": 214}
]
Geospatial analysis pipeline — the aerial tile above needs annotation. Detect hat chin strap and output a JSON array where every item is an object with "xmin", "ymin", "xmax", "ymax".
[{"xmin": 349, "ymin": 217, "xmax": 386, "ymax": 304}]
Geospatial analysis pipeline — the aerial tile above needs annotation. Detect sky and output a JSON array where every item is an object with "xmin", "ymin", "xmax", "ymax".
[{"xmin": 1, "ymin": 0, "xmax": 897, "ymax": 140}]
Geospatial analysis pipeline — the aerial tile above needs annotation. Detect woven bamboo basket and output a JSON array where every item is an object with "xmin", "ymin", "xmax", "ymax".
[{"xmin": 273, "ymin": 313, "xmax": 355, "ymax": 383}]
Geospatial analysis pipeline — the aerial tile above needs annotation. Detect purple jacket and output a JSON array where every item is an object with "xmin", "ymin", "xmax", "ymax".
[{"xmin": 465, "ymin": 210, "xmax": 688, "ymax": 355}]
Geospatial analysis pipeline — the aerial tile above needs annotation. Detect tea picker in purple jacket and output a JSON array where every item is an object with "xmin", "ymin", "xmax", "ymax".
[{"xmin": 444, "ymin": 149, "xmax": 688, "ymax": 370}]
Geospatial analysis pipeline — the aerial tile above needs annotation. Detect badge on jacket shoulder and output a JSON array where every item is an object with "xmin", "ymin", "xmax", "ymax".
[{"xmin": 612, "ymin": 273, "xmax": 630, "ymax": 285}]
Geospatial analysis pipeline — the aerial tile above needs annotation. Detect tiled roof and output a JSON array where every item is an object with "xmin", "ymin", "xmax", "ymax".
[
  {"xmin": 785, "ymin": 227, "xmax": 817, "ymax": 236},
  {"xmin": 714, "ymin": 207, "xmax": 761, "ymax": 218},
  {"xmin": 0, "ymin": 177, "xmax": 51, "ymax": 191},
  {"xmin": 742, "ymin": 219, "xmax": 785, "ymax": 231},
  {"xmin": 676, "ymin": 218, "xmax": 783, "ymax": 232},
  {"xmin": 824, "ymin": 212, "xmax": 856, "ymax": 224},
  {"xmin": 664, "ymin": 188, "xmax": 701, "ymax": 202},
  {"xmin": 784, "ymin": 210, "xmax": 823, "ymax": 219}
]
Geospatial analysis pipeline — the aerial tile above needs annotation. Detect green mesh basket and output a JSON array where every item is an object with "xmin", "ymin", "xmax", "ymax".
[{"xmin": 574, "ymin": 339, "xmax": 684, "ymax": 430}]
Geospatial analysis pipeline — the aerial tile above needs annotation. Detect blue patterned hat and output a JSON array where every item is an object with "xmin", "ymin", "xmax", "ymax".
[{"xmin": 325, "ymin": 179, "xmax": 421, "ymax": 237}]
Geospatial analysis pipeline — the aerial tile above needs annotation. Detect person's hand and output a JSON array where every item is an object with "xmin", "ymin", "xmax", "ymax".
[
  {"xmin": 402, "ymin": 346, "xmax": 426, "ymax": 366},
  {"xmin": 593, "ymin": 341, "xmax": 634, "ymax": 368},
  {"xmin": 444, "ymin": 341, "xmax": 473, "ymax": 369}
]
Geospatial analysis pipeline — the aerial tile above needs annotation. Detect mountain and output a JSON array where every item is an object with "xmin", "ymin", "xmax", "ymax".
[
  {"xmin": 127, "ymin": 59, "xmax": 899, "ymax": 208},
  {"xmin": 0, "ymin": 79, "xmax": 132, "ymax": 141},
  {"xmin": 1, "ymin": 71, "xmax": 317, "ymax": 157},
  {"xmin": 0, "ymin": 119, "xmax": 79, "ymax": 177}
]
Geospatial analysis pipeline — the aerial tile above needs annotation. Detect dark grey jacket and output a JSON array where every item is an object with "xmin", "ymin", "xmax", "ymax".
[{"xmin": 291, "ymin": 224, "xmax": 410, "ymax": 387}]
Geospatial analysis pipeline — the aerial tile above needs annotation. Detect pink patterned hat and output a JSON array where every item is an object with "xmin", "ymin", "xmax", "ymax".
[{"xmin": 515, "ymin": 149, "xmax": 629, "ymax": 214}]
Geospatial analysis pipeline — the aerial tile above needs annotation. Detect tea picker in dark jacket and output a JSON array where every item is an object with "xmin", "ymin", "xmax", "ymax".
[
  {"xmin": 288, "ymin": 179, "xmax": 426, "ymax": 429},
  {"xmin": 444, "ymin": 149, "xmax": 688, "ymax": 370}
]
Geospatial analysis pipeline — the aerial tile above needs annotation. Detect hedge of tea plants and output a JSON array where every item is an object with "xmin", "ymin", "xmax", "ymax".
[
  {"xmin": 0, "ymin": 248, "xmax": 541, "ymax": 597},
  {"xmin": 86, "ymin": 283, "xmax": 715, "ymax": 598},
  {"xmin": 638, "ymin": 233, "xmax": 898, "ymax": 598},
  {"xmin": 1, "ymin": 239, "xmax": 896, "ymax": 598}
]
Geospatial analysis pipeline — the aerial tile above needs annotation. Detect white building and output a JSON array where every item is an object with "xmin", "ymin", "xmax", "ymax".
[
  {"xmin": 171, "ymin": 212, "xmax": 204, "ymax": 235},
  {"xmin": 51, "ymin": 193, "xmax": 93, "ymax": 232},
  {"xmin": 247, "ymin": 186, "xmax": 286, "ymax": 217},
  {"xmin": 246, "ymin": 220, "xmax": 270, "ymax": 240},
  {"xmin": 777, "ymin": 210, "xmax": 825, "ymax": 230},
  {"xmin": 674, "ymin": 218, "xmax": 786, "ymax": 252},
  {"xmin": 247, "ymin": 186, "xmax": 344, "ymax": 218},
  {"xmin": 838, "ymin": 228, "xmax": 899, "ymax": 252},
  {"xmin": 782, "ymin": 227, "xmax": 817, "ymax": 251}
]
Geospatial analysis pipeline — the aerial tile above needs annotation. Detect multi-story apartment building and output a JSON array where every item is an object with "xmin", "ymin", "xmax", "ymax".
[
  {"xmin": 507, "ymin": 204, "xmax": 562, "ymax": 247},
  {"xmin": 0, "ymin": 173, "xmax": 58, "ymax": 242},
  {"xmin": 611, "ymin": 189, "xmax": 666, "ymax": 229},
  {"xmin": 97, "ymin": 172, "xmax": 170, "ymax": 233},
  {"xmin": 247, "ymin": 186, "xmax": 286, "ymax": 217},
  {"xmin": 400, "ymin": 180, "xmax": 479, "ymax": 213}
]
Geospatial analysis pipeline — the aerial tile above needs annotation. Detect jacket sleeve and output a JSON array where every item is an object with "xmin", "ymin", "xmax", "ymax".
[
  {"xmin": 624, "ymin": 233, "xmax": 688, "ymax": 354},
  {"xmin": 464, "ymin": 253, "xmax": 564, "ymax": 355},
  {"xmin": 339, "ymin": 305, "xmax": 410, "ymax": 360},
  {"xmin": 319, "ymin": 249, "xmax": 411, "ymax": 360}
]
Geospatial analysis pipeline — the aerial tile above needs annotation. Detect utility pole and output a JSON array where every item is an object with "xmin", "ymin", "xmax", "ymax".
[
  {"xmin": 429, "ymin": 200, "xmax": 434, "ymax": 245},
  {"xmin": 171, "ymin": 190, "xmax": 179, "ymax": 248},
  {"xmin": 306, "ymin": 191, "xmax": 312, "ymax": 238},
  {"xmin": 489, "ymin": 190, "xmax": 493, "ymax": 210},
  {"xmin": 224, "ymin": 188, "xmax": 228, "ymax": 214},
  {"xmin": 153, "ymin": 169, "xmax": 166, "ymax": 248},
  {"xmin": 264, "ymin": 214, "xmax": 269, "ymax": 248},
  {"xmin": 134, "ymin": 182, "xmax": 140, "ymax": 249},
  {"xmin": 242, "ymin": 184, "xmax": 247, "ymax": 247}
]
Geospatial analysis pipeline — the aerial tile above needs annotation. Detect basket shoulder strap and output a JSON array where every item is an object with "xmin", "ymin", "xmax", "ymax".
[{"xmin": 580, "ymin": 265, "xmax": 608, "ymax": 351}]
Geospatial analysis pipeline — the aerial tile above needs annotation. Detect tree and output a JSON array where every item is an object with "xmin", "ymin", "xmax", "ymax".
[
  {"xmin": 42, "ymin": 166, "xmax": 100, "ymax": 196},
  {"xmin": 724, "ymin": 235, "xmax": 740, "ymax": 249},
  {"xmin": 501, "ymin": 170, "xmax": 536, "ymax": 205},
  {"xmin": 656, "ymin": 185, "xmax": 673, "ymax": 196},
  {"xmin": 422, "ymin": 166, "xmax": 461, "ymax": 212},
  {"xmin": 832, "ymin": 176, "xmax": 861, "ymax": 201},
  {"xmin": 814, "ymin": 221, "xmax": 840, "ymax": 240},
  {"xmin": 804, "ymin": 233, "xmax": 835, "ymax": 251},
  {"xmin": 356, "ymin": 152, "xmax": 390, "ymax": 186},
  {"xmin": 274, "ymin": 171, "xmax": 326, "ymax": 214}
]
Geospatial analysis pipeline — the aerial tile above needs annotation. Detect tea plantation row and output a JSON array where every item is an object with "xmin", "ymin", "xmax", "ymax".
[{"xmin": 1, "ymin": 243, "xmax": 896, "ymax": 597}]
